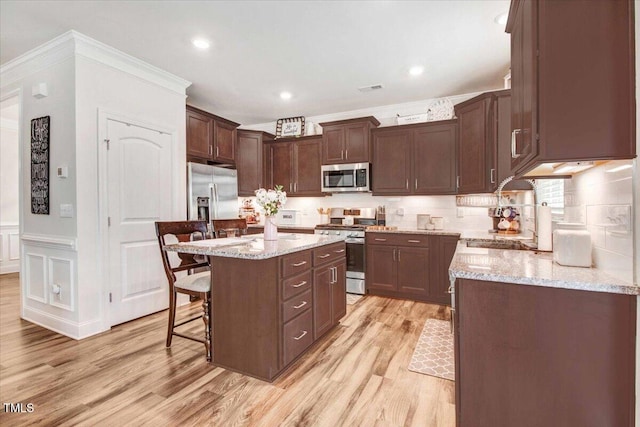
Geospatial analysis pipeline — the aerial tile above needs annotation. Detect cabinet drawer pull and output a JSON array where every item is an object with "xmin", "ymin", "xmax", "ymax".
[
  {"xmin": 293, "ymin": 301, "xmax": 308, "ymax": 309},
  {"xmin": 293, "ymin": 330, "xmax": 308, "ymax": 340},
  {"xmin": 490, "ymin": 168, "xmax": 496, "ymax": 184},
  {"xmin": 407, "ymin": 239, "xmax": 421, "ymax": 243},
  {"xmin": 334, "ymin": 249, "xmax": 345, "ymax": 253},
  {"xmin": 292, "ymin": 261, "xmax": 307, "ymax": 267},
  {"xmin": 292, "ymin": 281, "xmax": 307, "ymax": 288},
  {"xmin": 318, "ymin": 253, "xmax": 331, "ymax": 259},
  {"xmin": 374, "ymin": 238, "xmax": 387, "ymax": 242},
  {"xmin": 511, "ymin": 129, "xmax": 522, "ymax": 159}
]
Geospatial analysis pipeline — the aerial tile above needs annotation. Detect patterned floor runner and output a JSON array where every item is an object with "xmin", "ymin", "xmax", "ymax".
[{"xmin": 408, "ymin": 318, "xmax": 455, "ymax": 381}]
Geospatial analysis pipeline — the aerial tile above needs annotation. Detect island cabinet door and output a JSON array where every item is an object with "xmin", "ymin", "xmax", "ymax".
[
  {"xmin": 331, "ymin": 260, "xmax": 347, "ymax": 324},
  {"xmin": 313, "ymin": 264, "xmax": 333, "ymax": 339}
]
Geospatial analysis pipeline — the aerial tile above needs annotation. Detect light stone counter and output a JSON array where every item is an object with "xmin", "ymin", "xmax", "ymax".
[
  {"xmin": 449, "ymin": 241, "xmax": 638, "ymax": 295},
  {"xmin": 364, "ymin": 228, "xmax": 461, "ymax": 237},
  {"xmin": 164, "ymin": 233, "xmax": 344, "ymax": 260}
]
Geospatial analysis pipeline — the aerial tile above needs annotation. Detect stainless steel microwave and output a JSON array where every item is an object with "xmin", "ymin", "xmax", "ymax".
[{"xmin": 321, "ymin": 163, "xmax": 371, "ymax": 192}]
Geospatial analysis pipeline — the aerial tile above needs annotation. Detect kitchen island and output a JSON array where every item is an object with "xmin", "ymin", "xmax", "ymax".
[
  {"xmin": 449, "ymin": 242, "xmax": 637, "ymax": 427},
  {"xmin": 165, "ymin": 233, "xmax": 346, "ymax": 382}
]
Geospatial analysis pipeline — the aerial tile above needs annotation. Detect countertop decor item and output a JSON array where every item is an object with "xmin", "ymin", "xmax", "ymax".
[
  {"xmin": 255, "ymin": 185, "xmax": 287, "ymax": 240},
  {"xmin": 275, "ymin": 116, "xmax": 305, "ymax": 138},
  {"xmin": 426, "ymin": 98, "xmax": 454, "ymax": 121}
]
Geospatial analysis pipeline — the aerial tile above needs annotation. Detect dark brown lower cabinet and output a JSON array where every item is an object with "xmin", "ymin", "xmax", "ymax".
[
  {"xmin": 209, "ymin": 241, "xmax": 346, "ymax": 382},
  {"xmin": 366, "ymin": 232, "xmax": 459, "ymax": 304},
  {"xmin": 313, "ymin": 256, "xmax": 346, "ymax": 339},
  {"xmin": 455, "ymin": 279, "xmax": 636, "ymax": 427}
]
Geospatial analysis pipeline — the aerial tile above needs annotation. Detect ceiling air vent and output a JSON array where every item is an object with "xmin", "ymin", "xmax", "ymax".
[{"xmin": 358, "ymin": 84, "xmax": 384, "ymax": 92}]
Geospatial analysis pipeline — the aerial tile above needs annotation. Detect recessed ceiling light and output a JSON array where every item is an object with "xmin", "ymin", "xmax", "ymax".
[
  {"xmin": 280, "ymin": 91, "xmax": 292, "ymax": 100},
  {"xmin": 409, "ymin": 66, "xmax": 424, "ymax": 76},
  {"xmin": 192, "ymin": 38, "xmax": 210, "ymax": 49},
  {"xmin": 494, "ymin": 12, "xmax": 508, "ymax": 26}
]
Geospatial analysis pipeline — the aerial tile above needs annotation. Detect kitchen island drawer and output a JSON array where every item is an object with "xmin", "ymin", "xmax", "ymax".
[
  {"xmin": 281, "ymin": 250, "xmax": 312, "ymax": 278},
  {"xmin": 282, "ymin": 289, "xmax": 312, "ymax": 323},
  {"xmin": 282, "ymin": 270, "xmax": 312, "ymax": 300},
  {"xmin": 283, "ymin": 308, "xmax": 313, "ymax": 366},
  {"xmin": 366, "ymin": 232, "xmax": 429, "ymax": 247},
  {"xmin": 312, "ymin": 242, "xmax": 346, "ymax": 266}
]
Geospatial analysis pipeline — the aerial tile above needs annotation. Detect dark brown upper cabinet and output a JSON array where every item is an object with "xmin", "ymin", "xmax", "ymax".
[
  {"xmin": 455, "ymin": 92, "xmax": 496, "ymax": 194},
  {"xmin": 372, "ymin": 120, "xmax": 457, "ymax": 196},
  {"xmin": 455, "ymin": 90, "xmax": 530, "ymax": 193},
  {"xmin": 186, "ymin": 105, "xmax": 240, "ymax": 165},
  {"xmin": 236, "ymin": 130, "xmax": 274, "ymax": 197},
  {"xmin": 264, "ymin": 135, "xmax": 323, "ymax": 197},
  {"xmin": 319, "ymin": 116, "xmax": 380, "ymax": 164},
  {"xmin": 506, "ymin": 0, "xmax": 636, "ymax": 176}
]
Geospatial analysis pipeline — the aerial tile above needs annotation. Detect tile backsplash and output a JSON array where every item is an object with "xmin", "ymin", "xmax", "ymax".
[{"xmin": 564, "ymin": 159, "xmax": 634, "ymax": 283}]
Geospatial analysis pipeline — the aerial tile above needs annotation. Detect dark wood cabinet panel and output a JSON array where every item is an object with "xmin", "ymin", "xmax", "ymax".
[
  {"xmin": 371, "ymin": 128, "xmax": 412, "ymax": 194},
  {"xmin": 429, "ymin": 236, "xmax": 458, "ymax": 305},
  {"xmin": 186, "ymin": 109, "xmax": 212, "ymax": 159},
  {"xmin": 264, "ymin": 136, "xmax": 323, "ymax": 197},
  {"xmin": 366, "ymin": 233, "xmax": 458, "ymax": 304},
  {"xmin": 331, "ymin": 261, "xmax": 347, "ymax": 324},
  {"xmin": 397, "ymin": 247, "xmax": 430, "ymax": 295},
  {"xmin": 237, "ymin": 130, "xmax": 274, "ymax": 196},
  {"xmin": 506, "ymin": 0, "xmax": 635, "ymax": 175},
  {"xmin": 455, "ymin": 95, "xmax": 492, "ymax": 194},
  {"xmin": 320, "ymin": 116, "xmax": 380, "ymax": 164},
  {"xmin": 213, "ymin": 120, "xmax": 236, "ymax": 163},
  {"xmin": 365, "ymin": 245, "xmax": 397, "ymax": 291},
  {"xmin": 413, "ymin": 122, "xmax": 457, "ymax": 195},
  {"xmin": 292, "ymin": 137, "xmax": 322, "ymax": 195},
  {"xmin": 372, "ymin": 121, "xmax": 457, "ymax": 196},
  {"xmin": 211, "ymin": 244, "xmax": 345, "ymax": 382},
  {"xmin": 186, "ymin": 105, "xmax": 239, "ymax": 164},
  {"xmin": 266, "ymin": 142, "xmax": 292, "ymax": 191},
  {"xmin": 455, "ymin": 279, "xmax": 636, "ymax": 427},
  {"xmin": 322, "ymin": 127, "xmax": 345, "ymax": 164}
]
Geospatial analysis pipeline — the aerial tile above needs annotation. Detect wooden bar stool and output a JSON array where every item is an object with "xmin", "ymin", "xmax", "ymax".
[
  {"xmin": 155, "ymin": 220, "xmax": 212, "ymax": 362},
  {"xmin": 212, "ymin": 218, "xmax": 248, "ymax": 238}
]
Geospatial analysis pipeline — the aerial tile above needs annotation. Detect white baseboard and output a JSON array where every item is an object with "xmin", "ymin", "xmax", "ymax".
[
  {"xmin": 1, "ymin": 260, "xmax": 19, "ymax": 274},
  {"xmin": 22, "ymin": 306, "xmax": 107, "ymax": 340}
]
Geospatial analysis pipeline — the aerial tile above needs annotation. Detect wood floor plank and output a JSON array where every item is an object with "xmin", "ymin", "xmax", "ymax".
[{"xmin": 0, "ymin": 272, "xmax": 455, "ymax": 426}]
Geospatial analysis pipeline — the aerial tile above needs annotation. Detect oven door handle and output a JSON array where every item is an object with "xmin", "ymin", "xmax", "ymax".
[{"xmin": 345, "ymin": 238, "xmax": 364, "ymax": 244}]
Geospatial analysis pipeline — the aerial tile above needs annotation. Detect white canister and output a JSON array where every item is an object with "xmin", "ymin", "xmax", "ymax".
[
  {"xmin": 553, "ymin": 227, "xmax": 592, "ymax": 267},
  {"xmin": 431, "ymin": 217, "xmax": 444, "ymax": 230},
  {"xmin": 417, "ymin": 214, "xmax": 431, "ymax": 229}
]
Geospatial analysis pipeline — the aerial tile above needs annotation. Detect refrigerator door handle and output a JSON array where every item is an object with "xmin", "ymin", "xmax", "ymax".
[{"xmin": 210, "ymin": 184, "xmax": 219, "ymax": 219}]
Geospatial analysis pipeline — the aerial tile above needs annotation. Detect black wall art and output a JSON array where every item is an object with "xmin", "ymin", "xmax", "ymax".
[{"xmin": 30, "ymin": 116, "xmax": 50, "ymax": 215}]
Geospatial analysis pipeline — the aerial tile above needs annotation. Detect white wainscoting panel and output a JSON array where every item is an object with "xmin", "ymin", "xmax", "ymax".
[
  {"xmin": 0, "ymin": 225, "xmax": 20, "ymax": 274},
  {"xmin": 48, "ymin": 257, "xmax": 75, "ymax": 311},
  {"xmin": 25, "ymin": 253, "xmax": 47, "ymax": 303}
]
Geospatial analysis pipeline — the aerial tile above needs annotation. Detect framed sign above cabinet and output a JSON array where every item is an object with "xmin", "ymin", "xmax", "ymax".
[{"xmin": 276, "ymin": 116, "xmax": 305, "ymax": 138}]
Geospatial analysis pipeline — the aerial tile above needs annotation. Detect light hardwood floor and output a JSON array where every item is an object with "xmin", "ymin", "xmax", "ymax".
[{"xmin": 0, "ymin": 273, "xmax": 455, "ymax": 426}]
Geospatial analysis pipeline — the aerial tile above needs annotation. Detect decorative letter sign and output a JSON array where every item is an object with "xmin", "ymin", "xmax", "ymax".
[{"xmin": 31, "ymin": 116, "xmax": 50, "ymax": 215}]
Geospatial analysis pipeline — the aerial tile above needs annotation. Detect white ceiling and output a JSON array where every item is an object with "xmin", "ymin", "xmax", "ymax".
[{"xmin": 0, "ymin": 0, "xmax": 511, "ymax": 126}]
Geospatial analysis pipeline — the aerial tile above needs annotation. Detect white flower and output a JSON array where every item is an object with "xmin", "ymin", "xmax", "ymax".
[{"xmin": 254, "ymin": 185, "xmax": 287, "ymax": 216}]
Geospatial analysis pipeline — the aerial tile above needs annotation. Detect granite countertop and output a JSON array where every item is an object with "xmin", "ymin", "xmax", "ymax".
[
  {"xmin": 248, "ymin": 224, "xmax": 316, "ymax": 230},
  {"xmin": 449, "ymin": 241, "xmax": 638, "ymax": 295},
  {"xmin": 365, "ymin": 228, "xmax": 461, "ymax": 237},
  {"xmin": 164, "ymin": 233, "xmax": 344, "ymax": 260}
]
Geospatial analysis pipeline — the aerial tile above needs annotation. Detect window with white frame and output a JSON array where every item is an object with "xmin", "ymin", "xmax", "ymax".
[{"xmin": 535, "ymin": 179, "xmax": 564, "ymax": 218}]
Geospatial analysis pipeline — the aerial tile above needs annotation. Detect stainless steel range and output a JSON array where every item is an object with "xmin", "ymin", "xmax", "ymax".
[{"xmin": 314, "ymin": 208, "xmax": 376, "ymax": 295}]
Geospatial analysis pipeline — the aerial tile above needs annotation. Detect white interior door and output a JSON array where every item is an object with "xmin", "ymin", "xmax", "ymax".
[{"xmin": 106, "ymin": 119, "xmax": 173, "ymax": 326}]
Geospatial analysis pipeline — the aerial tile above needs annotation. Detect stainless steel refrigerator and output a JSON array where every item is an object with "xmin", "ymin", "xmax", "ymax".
[{"xmin": 187, "ymin": 162, "xmax": 239, "ymax": 224}]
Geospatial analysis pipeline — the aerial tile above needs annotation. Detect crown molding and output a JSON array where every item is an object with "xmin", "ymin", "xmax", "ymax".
[{"xmin": 1, "ymin": 30, "xmax": 191, "ymax": 94}]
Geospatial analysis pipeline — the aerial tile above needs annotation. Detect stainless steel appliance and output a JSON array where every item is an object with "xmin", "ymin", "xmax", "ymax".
[
  {"xmin": 314, "ymin": 208, "xmax": 376, "ymax": 295},
  {"xmin": 188, "ymin": 162, "xmax": 239, "ymax": 228},
  {"xmin": 321, "ymin": 163, "xmax": 371, "ymax": 193}
]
